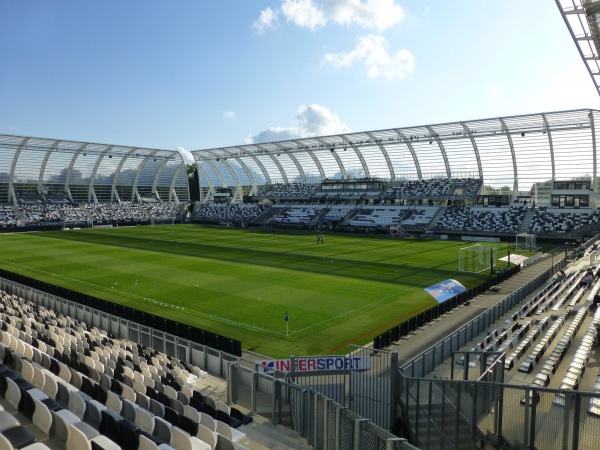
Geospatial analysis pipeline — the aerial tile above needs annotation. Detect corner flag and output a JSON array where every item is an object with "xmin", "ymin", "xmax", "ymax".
[
  {"xmin": 284, "ymin": 312, "xmax": 289, "ymax": 322},
  {"xmin": 285, "ymin": 311, "xmax": 289, "ymax": 337}
]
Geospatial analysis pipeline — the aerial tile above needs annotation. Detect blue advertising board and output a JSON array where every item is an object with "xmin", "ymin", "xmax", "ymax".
[{"xmin": 424, "ymin": 279, "xmax": 467, "ymax": 303}]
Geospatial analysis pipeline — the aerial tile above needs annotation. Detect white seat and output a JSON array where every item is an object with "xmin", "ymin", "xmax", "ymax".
[
  {"xmin": 196, "ymin": 423, "xmax": 217, "ymax": 450},
  {"xmin": 164, "ymin": 385, "xmax": 177, "ymax": 401},
  {"xmin": 123, "ymin": 366, "xmax": 134, "ymax": 380},
  {"xmin": 15, "ymin": 338, "xmax": 26, "ymax": 355},
  {"xmin": 42, "ymin": 373, "xmax": 58, "ymax": 400},
  {"xmin": 183, "ymin": 405, "xmax": 201, "ymax": 423},
  {"xmin": 5, "ymin": 377, "xmax": 21, "ymax": 410},
  {"xmin": 69, "ymin": 369, "xmax": 82, "ymax": 389},
  {"xmin": 135, "ymin": 407, "xmax": 155, "ymax": 435},
  {"xmin": 216, "ymin": 420, "xmax": 246, "ymax": 443},
  {"xmin": 133, "ymin": 371, "xmax": 144, "ymax": 384},
  {"xmin": 20, "ymin": 359, "xmax": 35, "ymax": 383},
  {"xmin": 214, "ymin": 400, "xmax": 229, "ymax": 415},
  {"xmin": 32, "ymin": 398, "xmax": 53, "ymax": 435},
  {"xmin": 121, "ymin": 383, "xmax": 136, "ymax": 402},
  {"xmin": 199, "ymin": 414, "xmax": 215, "ymax": 431},
  {"xmin": 58, "ymin": 363, "xmax": 71, "ymax": 384},
  {"xmin": 22, "ymin": 343, "xmax": 34, "ymax": 361},
  {"xmin": 105, "ymin": 390, "xmax": 122, "ymax": 414},
  {"xmin": 171, "ymin": 426, "xmax": 211, "ymax": 450},
  {"xmin": 138, "ymin": 434, "xmax": 160, "ymax": 450},
  {"xmin": 134, "ymin": 379, "xmax": 146, "ymax": 396}
]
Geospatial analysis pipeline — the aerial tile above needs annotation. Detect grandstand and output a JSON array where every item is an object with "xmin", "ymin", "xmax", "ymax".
[
  {"xmin": 3, "ymin": 126, "xmax": 600, "ymax": 450},
  {"xmin": 0, "ymin": 1, "xmax": 600, "ymax": 449}
]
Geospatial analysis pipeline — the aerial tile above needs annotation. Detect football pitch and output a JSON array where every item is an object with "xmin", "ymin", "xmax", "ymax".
[{"xmin": 0, "ymin": 225, "xmax": 506, "ymax": 357}]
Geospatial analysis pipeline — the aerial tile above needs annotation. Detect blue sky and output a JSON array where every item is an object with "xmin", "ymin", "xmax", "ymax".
[{"xmin": 1, "ymin": 0, "xmax": 598, "ymax": 151}]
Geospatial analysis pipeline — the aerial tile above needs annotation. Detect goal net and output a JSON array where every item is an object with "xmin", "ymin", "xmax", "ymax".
[
  {"xmin": 459, "ymin": 244, "xmax": 498, "ymax": 273},
  {"xmin": 515, "ymin": 233, "xmax": 538, "ymax": 252}
]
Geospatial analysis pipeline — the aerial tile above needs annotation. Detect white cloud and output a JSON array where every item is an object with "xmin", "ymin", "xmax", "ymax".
[
  {"xmin": 245, "ymin": 127, "xmax": 300, "ymax": 144},
  {"xmin": 328, "ymin": 0, "xmax": 404, "ymax": 30},
  {"xmin": 224, "ymin": 111, "xmax": 236, "ymax": 119},
  {"xmin": 246, "ymin": 104, "xmax": 350, "ymax": 144},
  {"xmin": 323, "ymin": 35, "xmax": 414, "ymax": 79},
  {"xmin": 258, "ymin": 0, "xmax": 404, "ymax": 32},
  {"xmin": 296, "ymin": 104, "xmax": 350, "ymax": 136},
  {"xmin": 281, "ymin": 0, "xmax": 326, "ymax": 31},
  {"xmin": 252, "ymin": 7, "xmax": 279, "ymax": 34}
]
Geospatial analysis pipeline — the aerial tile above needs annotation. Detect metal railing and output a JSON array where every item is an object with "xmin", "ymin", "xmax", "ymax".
[{"xmin": 400, "ymin": 373, "xmax": 600, "ymax": 450}]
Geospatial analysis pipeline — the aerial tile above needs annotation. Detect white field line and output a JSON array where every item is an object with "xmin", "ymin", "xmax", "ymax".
[{"xmin": 0, "ymin": 259, "xmax": 463, "ymax": 338}]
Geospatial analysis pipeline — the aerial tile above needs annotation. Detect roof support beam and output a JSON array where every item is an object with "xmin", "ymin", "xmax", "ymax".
[
  {"xmin": 394, "ymin": 130, "xmax": 421, "ymax": 179},
  {"xmin": 460, "ymin": 123, "xmax": 484, "ymax": 181},
  {"xmin": 499, "ymin": 119, "xmax": 519, "ymax": 196}
]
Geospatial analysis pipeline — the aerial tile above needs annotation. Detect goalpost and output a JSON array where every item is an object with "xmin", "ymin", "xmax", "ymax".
[
  {"xmin": 459, "ymin": 244, "xmax": 498, "ymax": 273},
  {"xmin": 515, "ymin": 233, "xmax": 538, "ymax": 252}
]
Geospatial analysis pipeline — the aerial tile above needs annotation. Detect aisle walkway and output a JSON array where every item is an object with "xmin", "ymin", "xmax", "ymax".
[{"xmin": 390, "ymin": 254, "xmax": 559, "ymax": 368}]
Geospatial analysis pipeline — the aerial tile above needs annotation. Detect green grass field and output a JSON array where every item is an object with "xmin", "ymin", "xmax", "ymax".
[{"xmin": 0, "ymin": 225, "xmax": 511, "ymax": 357}]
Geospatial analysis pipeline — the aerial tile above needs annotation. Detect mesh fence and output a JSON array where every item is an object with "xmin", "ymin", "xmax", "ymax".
[{"xmin": 401, "ymin": 375, "xmax": 600, "ymax": 450}]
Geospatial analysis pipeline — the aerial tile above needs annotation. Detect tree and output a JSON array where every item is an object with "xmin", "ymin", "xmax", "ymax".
[{"xmin": 186, "ymin": 164, "xmax": 200, "ymax": 202}]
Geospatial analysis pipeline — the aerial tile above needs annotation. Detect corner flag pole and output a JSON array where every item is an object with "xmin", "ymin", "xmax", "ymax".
[{"xmin": 285, "ymin": 311, "xmax": 289, "ymax": 337}]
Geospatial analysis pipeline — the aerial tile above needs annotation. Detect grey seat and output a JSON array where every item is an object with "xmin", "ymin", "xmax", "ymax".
[
  {"xmin": 150, "ymin": 399, "xmax": 165, "ymax": 418},
  {"xmin": 0, "ymin": 410, "xmax": 20, "ymax": 432},
  {"xmin": 152, "ymin": 416, "xmax": 172, "ymax": 444}
]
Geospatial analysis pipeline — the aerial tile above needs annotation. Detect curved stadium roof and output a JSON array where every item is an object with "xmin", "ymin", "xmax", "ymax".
[
  {"xmin": 191, "ymin": 108, "xmax": 599, "ymax": 200},
  {"xmin": 0, "ymin": 135, "xmax": 188, "ymax": 204},
  {"xmin": 0, "ymin": 108, "xmax": 598, "ymax": 205}
]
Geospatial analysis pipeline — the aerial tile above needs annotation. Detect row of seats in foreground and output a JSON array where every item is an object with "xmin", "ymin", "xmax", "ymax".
[{"xmin": 0, "ymin": 289, "xmax": 253, "ymax": 450}]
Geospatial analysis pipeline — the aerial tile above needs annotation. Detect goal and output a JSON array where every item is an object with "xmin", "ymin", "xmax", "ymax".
[
  {"xmin": 459, "ymin": 244, "xmax": 498, "ymax": 273},
  {"xmin": 515, "ymin": 233, "xmax": 538, "ymax": 252}
]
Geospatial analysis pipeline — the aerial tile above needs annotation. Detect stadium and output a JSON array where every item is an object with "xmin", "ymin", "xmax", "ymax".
[{"xmin": 0, "ymin": 1, "xmax": 600, "ymax": 450}]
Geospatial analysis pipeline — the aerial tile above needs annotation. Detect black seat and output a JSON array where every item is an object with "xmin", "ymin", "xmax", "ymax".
[
  {"xmin": 163, "ymin": 406, "xmax": 180, "ymax": 428},
  {"xmin": 202, "ymin": 402, "xmax": 216, "ymax": 419},
  {"xmin": 110, "ymin": 378, "xmax": 123, "ymax": 395},
  {"xmin": 1, "ymin": 426, "xmax": 37, "ymax": 449},
  {"xmin": 93, "ymin": 384, "xmax": 108, "ymax": 405},
  {"xmin": 216, "ymin": 410, "xmax": 231, "ymax": 427},
  {"xmin": 229, "ymin": 406, "xmax": 254, "ymax": 428},
  {"xmin": 189, "ymin": 397, "xmax": 203, "ymax": 413},
  {"xmin": 179, "ymin": 415, "xmax": 198, "ymax": 436},
  {"xmin": 80, "ymin": 377, "xmax": 95, "ymax": 397}
]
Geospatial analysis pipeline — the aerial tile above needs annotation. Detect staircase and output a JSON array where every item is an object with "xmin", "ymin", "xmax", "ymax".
[
  {"xmin": 309, "ymin": 208, "xmax": 330, "ymax": 228},
  {"xmin": 11, "ymin": 206, "xmax": 26, "ymax": 224},
  {"xmin": 517, "ymin": 209, "xmax": 536, "ymax": 233},
  {"xmin": 426, "ymin": 207, "xmax": 447, "ymax": 230}
]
